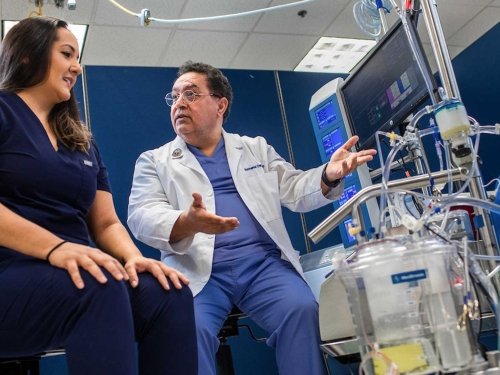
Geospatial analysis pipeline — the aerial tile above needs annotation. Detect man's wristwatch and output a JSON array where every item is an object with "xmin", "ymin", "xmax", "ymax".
[{"xmin": 321, "ymin": 165, "xmax": 343, "ymax": 188}]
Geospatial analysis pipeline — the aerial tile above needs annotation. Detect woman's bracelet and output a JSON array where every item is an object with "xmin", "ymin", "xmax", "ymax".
[{"xmin": 46, "ymin": 240, "xmax": 67, "ymax": 262}]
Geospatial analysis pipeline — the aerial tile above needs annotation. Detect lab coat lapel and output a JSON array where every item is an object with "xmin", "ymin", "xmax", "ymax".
[
  {"xmin": 224, "ymin": 132, "xmax": 243, "ymax": 181},
  {"xmin": 223, "ymin": 132, "xmax": 263, "ymax": 220},
  {"xmin": 172, "ymin": 136, "xmax": 206, "ymax": 178}
]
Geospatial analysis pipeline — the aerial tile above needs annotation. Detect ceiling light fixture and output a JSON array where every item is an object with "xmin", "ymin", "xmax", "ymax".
[
  {"xmin": 1, "ymin": 20, "xmax": 88, "ymax": 61},
  {"xmin": 295, "ymin": 36, "xmax": 376, "ymax": 74}
]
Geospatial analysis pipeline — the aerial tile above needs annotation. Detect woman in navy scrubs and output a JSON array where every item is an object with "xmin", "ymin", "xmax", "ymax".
[{"xmin": 0, "ymin": 17, "xmax": 197, "ymax": 375}]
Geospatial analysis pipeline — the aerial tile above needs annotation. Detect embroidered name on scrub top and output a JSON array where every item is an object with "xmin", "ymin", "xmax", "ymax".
[{"xmin": 244, "ymin": 164, "xmax": 264, "ymax": 171}]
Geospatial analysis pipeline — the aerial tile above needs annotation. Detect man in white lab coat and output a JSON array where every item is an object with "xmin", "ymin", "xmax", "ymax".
[{"xmin": 127, "ymin": 61, "xmax": 376, "ymax": 375}]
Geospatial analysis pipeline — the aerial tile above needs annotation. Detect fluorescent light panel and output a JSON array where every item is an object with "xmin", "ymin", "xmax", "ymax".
[
  {"xmin": 2, "ymin": 20, "xmax": 88, "ymax": 60},
  {"xmin": 295, "ymin": 36, "xmax": 376, "ymax": 74}
]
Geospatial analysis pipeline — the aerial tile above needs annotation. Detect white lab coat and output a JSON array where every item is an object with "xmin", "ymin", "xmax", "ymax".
[{"xmin": 127, "ymin": 131, "xmax": 343, "ymax": 296}]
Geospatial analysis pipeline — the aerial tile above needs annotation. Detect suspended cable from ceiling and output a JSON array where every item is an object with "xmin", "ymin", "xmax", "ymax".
[{"xmin": 106, "ymin": 0, "xmax": 318, "ymax": 26}]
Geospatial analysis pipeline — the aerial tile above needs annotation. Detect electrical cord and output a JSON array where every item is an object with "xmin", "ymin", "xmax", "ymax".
[{"xmin": 106, "ymin": 0, "xmax": 318, "ymax": 25}]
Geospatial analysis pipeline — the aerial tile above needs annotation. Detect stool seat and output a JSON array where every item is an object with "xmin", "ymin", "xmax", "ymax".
[
  {"xmin": 216, "ymin": 306, "xmax": 248, "ymax": 375},
  {"xmin": 218, "ymin": 306, "xmax": 246, "ymax": 340}
]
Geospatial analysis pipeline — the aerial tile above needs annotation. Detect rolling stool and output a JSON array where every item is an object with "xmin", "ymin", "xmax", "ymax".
[
  {"xmin": 0, "ymin": 349, "xmax": 65, "ymax": 375},
  {"xmin": 216, "ymin": 306, "xmax": 266, "ymax": 375}
]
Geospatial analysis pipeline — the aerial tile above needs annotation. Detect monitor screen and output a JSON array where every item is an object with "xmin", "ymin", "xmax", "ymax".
[
  {"xmin": 314, "ymin": 99, "xmax": 338, "ymax": 130},
  {"xmin": 321, "ymin": 128, "xmax": 343, "ymax": 159},
  {"xmin": 339, "ymin": 19, "xmax": 437, "ymax": 150}
]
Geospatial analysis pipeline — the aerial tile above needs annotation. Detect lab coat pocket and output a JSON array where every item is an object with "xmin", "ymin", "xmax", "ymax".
[{"xmin": 245, "ymin": 170, "xmax": 282, "ymax": 222}]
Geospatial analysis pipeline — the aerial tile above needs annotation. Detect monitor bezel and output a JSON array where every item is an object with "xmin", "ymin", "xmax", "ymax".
[{"xmin": 337, "ymin": 18, "xmax": 438, "ymax": 151}]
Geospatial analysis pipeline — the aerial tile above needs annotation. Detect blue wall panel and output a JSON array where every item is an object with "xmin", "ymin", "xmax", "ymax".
[
  {"xmin": 85, "ymin": 66, "xmax": 176, "ymax": 259},
  {"xmin": 452, "ymin": 23, "xmax": 500, "ymax": 185}
]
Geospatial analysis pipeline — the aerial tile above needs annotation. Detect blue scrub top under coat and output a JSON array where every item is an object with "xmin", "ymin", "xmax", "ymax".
[
  {"xmin": 187, "ymin": 138, "xmax": 280, "ymax": 263},
  {"xmin": 0, "ymin": 91, "xmax": 111, "ymax": 250}
]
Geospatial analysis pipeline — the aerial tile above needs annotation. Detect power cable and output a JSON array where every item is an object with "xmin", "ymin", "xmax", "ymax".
[{"xmin": 106, "ymin": 0, "xmax": 318, "ymax": 26}]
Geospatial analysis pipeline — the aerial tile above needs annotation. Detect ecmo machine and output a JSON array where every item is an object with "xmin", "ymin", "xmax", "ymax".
[{"xmin": 309, "ymin": 3, "xmax": 500, "ymax": 374}]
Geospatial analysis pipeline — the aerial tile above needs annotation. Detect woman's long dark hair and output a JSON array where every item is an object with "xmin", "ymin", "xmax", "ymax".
[{"xmin": 0, "ymin": 16, "xmax": 91, "ymax": 151}]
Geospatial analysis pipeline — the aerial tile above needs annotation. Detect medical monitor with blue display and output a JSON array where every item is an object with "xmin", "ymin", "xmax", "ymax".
[
  {"xmin": 309, "ymin": 79, "xmax": 379, "ymax": 249},
  {"xmin": 338, "ymin": 18, "xmax": 437, "ymax": 151}
]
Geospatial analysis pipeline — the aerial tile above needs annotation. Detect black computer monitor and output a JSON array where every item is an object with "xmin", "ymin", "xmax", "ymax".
[{"xmin": 338, "ymin": 18, "xmax": 437, "ymax": 151}]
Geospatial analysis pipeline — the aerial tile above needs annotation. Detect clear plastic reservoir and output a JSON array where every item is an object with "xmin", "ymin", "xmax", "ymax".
[{"xmin": 339, "ymin": 237, "xmax": 472, "ymax": 374}]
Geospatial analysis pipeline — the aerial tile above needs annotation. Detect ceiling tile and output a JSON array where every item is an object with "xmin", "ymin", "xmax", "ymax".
[
  {"xmin": 416, "ymin": 5, "xmax": 487, "ymax": 46},
  {"xmin": 434, "ymin": 0, "xmax": 492, "ymax": 5},
  {"xmin": 0, "ymin": 0, "xmax": 493, "ymax": 70},
  {"xmin": 231, "ymin": 33, "xmax": 318, "ymax": 70},
  {"xmin": 93, "ymin": 0, "xmax": 184, "ymax": 27},
  {"xmin": 447, "ymin": 6, "xmax": 500, "ymax": 46},
  {"xmin": 177, "ymin": 0, "xmax": 269, "ymax": 31},
  {"xmin": 160, "ymin": 30, "xmax": 248, "ymax": 68},
  {"xmin": 254, "ymin": 0, "xmax": 350, "ymax": 35},
  {"xmin": 82, "ymin": 25, "xmax": 170, "ymax": 66}
]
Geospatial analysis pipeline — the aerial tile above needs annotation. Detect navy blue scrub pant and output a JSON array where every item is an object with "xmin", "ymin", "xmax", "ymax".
[
  {"xmin": 0, "ymin": 254, "xmax": 197, "ymax": 375},
  {"xmin": 194, "ymin": 250, "xmax": 327, "ymax": 375}
]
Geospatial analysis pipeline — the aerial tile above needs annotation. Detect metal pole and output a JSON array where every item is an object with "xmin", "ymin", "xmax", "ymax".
[
  {"xmin": 308, "ymin": 168, "xmax": 466, "ymax": 244},
  {"xmin": 420, "ymin": 0, "xmax": 462, "ymax": 100}
]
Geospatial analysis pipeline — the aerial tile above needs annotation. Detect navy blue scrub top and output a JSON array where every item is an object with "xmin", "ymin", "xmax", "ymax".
[{"xmin": 0, "ymin": 91, "xmax": 111, "ymax": 250}]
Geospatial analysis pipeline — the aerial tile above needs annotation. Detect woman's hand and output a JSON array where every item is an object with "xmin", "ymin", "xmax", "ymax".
[
  {"xmin": 123, "ymin": 255, "xmax": 190, "ymax": 290},
  {"xmin": 46, "ymin": 242, "xmax": 129, "ymax": 289}
]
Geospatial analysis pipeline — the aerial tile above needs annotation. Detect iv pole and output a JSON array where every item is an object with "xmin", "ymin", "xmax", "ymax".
[{"xmin": 419, "ymin": 0, "xmax": 499, "ymax": 280}]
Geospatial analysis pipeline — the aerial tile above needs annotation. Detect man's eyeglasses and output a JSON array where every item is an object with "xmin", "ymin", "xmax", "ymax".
[{"xmin": 165, "ymin": 90, "xmax": 220, "ymax": 107}]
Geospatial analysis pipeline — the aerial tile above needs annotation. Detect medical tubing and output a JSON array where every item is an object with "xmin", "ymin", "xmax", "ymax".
[
  {"xmin": 467, "ymin": 255, "xmax": 500, "ymax": 350},
  {"xmin": 469, "ymin": 253, "xmax": 500, "ymax": 303},
  {"xmin": 388, "ymin": 0, "xmax": 401, "ymax": 15},
  {"xmin": 472, "ymin": 254, "xmax": 500, "ymax": 261},
  {"xmin": 439, "ymin": 207, "xmax": 451, "ymax": 233},
  {"xmin": 354, "ymin": 187, "xmax": 500, "ymax": 237},
  {"xmin": 416, "ymin": 128, "xmax": 435, "ymax": 189},
  {"xmin": 401, "ymin": 15, "xmax": 437, "ymax": 105},
  {"xmin": 378, "ymin": 141, "xmax": 407, "ymax": 233},
  {"xmin": 484, "ymin": 178, "xmax": 500, "ymax": 193},
  {"xmin": 445, "ymin": 123, "xmax": 481, "ymax": 198},
  {"xmin": 350, "ymin": 187, "xmax": 421, "ymax": 234},
  {"xmin": 381, "ymin": 139, "xmax": 406, "ymax": 189},
  {"xmin": 408, "ymin": 104, "xmax": 435, "ymax": 130},
  {"xmin": 437, "ymin": 140, "xmax": 444, "ymax": 171},
  {"xmin": 353, "ymin": 0, "xmax": 384, "ymax": 39},
  {"xmin": 463, "ymin": 236, "xmax": 471, "ymax": 300},
  {"xmin": 430, "ymin": 118, "xmax": 444, "ymax": 170},
  {"xmin": 470, "ymin": 124, "xmax": 500, "ymax": 136},
  {"xmin": 410, "ymin": 110, "xmax": 481, "ymax": 199},
  {"xmin": 420, "ymin": 103, "xmax": 453, "ymax": 194},
  {"xmin": 377, "ymin": 113, "xmax": 481, "ymax": 235},
  {"xmin": 374, "ymin": 130, "xmax": 402, "ymax": 227},
  {"xmin": 374, "ymin": 130, "xmax": 404, "ymax": 180},
  {"xmin": 444, "ymin": 140, "xmax": 454, "ymax": 195},
  {"xmin": 436, "ymin": 196, "xmax": 500, "ymax": 216},
  {"xmin": 417, "ymin": 195, "xmax": 500, "ymax": 233}
]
